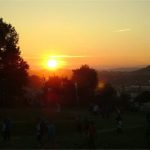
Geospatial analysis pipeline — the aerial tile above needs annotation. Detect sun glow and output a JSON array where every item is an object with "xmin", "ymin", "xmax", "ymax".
[
  {"xmin": 47, "ymin": 59, "xmax": 58, "ymax": 69},
  {"xmin": 41, "ymin": 54, "xmax": 67, "ymax": 70}
]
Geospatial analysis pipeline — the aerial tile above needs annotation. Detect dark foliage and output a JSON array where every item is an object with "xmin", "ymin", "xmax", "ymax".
[
  {"xmin": 43, "ymin": 76, "xmax": 76, "ymax": 107},
  {"xmin": 0, "ymin": 18, "xmax": 29, "ymax": 106},
  {"xmin": 72, "ymin": 65, "xmax": 98, "ymax": 105},
  {"xmin": 95, "ymin": 83, "xmax": 117, "ymax": 117}
]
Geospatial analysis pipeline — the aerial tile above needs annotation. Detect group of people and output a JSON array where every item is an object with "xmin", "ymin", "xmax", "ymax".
[
  {"xmin": 76, "ymin": 116, "xmax": 97, "ymax": 148},
  {"xmin": 1, "ymin": 111, "xmax": 150, "ymax": 148},
  {"xmin": 36, "ymin": 119, "xmax": 56, "ymax": 145},
  {"xmin": 0, "ymin": 118, "xmax": 56, "ymax": 146},
  {"xmin": 90, "ymin": 104, "xmax": 124, "ymax": 134}
]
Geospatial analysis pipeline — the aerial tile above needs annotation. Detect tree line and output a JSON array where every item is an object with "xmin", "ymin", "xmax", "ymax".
[{"xmin": 0, "ymin": 18, "xmax": 149, "ymax": 111}]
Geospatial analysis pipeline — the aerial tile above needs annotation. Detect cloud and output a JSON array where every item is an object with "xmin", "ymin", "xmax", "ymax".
[
  {"xmin": 23, "ymin": 55, "xmax": 91, "ymax": 60},
  {"xmin": 113, "ymin": 28, "xmax": 131, "ymax": 32},
  {"xmin": 50, "ymin": 55, "xmax": 91, "ymax": 58}
]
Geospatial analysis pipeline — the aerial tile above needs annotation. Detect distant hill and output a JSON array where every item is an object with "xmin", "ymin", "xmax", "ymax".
[
  {"xmin": 110, "ymin": 67, "xmax": 140, "ymax": 72},
  {"xmin": 133, "ymin": 65, "xmax": 150, "ymax": 73},
  {"xmin": 98, "ymin": 65, "xmax": 150, "ymax": 86},
  {"xmin": 28, "ymin": 65, "xmax": 150, "ymax": 86}
]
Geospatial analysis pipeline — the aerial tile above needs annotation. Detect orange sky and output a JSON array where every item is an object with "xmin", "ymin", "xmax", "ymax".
[{"xmin": 1, "ymin": 0, "xmax": 150, "ymax": 70}]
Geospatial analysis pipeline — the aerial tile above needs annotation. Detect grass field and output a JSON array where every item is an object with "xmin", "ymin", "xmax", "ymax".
[{"xmin": 0, "ymin": 107, "xmax": 149, "ymax": 149}]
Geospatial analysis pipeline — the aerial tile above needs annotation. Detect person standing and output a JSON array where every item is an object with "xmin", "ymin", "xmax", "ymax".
[
  {"xmin": 36, "ymin": 119, "xmax": 45, "ymax": 142},
  {"xmin": 76, "ymin": 115, "xmax": 83, "ymax": 135},
  {"xmin": 2, "ymin": 118, "xmax": 12, "ymax": 141},
  {"xmin": 87, "ymin": 121, "xmax": 97, "ymax": 149},
  {"xmin": 146, "ymin": 113, "xmax": 150, "ymax": 143},
  {"xmin": 47, "ymin": 121, "xmax": 56, "ymax": 147},
  {"xmin": 93, "ymin": 104, "xmax": 99, "ymax": 115},
  {"xmin": 116, "ymin": 114, "xmax": 123, "ymax": 134}
]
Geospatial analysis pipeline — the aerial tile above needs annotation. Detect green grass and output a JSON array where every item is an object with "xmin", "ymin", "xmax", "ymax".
[{"xmin": 0, "ymin": 108, "xmax": 149, "ymax": 149}]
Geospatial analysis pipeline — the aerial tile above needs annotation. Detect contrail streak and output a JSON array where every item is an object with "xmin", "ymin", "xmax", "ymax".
[{"xmin": 113, "ymin": 28, "xmax": 131, "ymax": 32}]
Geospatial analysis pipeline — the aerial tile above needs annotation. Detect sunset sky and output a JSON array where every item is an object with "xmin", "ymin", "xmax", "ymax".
[{"xmin": 0, "ymin": 0, "xmax": 150, "ymax": 70}]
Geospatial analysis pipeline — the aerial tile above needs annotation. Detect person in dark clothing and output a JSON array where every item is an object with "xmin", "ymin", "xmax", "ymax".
[
  {"xmin": 36, "ymin": 119, "xmax": 45, "ymax": 142},
  {"xmin": 76, "ymin": 115, "xmax": 83, "ymax": 135},
  {"xmin": 146, "ymin": 113, "xmax": 150, "ymax": 143},
  {"xmin": 47, "ymin": 121, "xmax": 56, "ymax": 147},
  {"xmin": 2, "ymin": 118, "xmax": 11, "ymax": 141},
  {"xmin": 116, "ymin": 114, "xmax": 123, "ymax": 134},
  {"xmin": 87, "ymin": 121, "xmax": 97, "ymax": 149},
  {"xmin": 81, "ymin": 117, "xmax": 90, "ymax": 147},
  {"xmin": 83, "ymin": 117, "xmax": 90, "ymax": 134}
]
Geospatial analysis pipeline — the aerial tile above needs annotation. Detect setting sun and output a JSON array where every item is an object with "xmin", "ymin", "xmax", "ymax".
[
  {"xmin": 47, "ymin": 59, "xmax": 58, "ymax": 69},
  {"xmin": 42, "ymin": 55, "xmax": 67, "ymax": 71}
]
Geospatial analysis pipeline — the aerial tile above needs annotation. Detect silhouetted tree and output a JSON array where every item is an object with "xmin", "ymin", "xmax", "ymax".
[
  {"xmin": 72, "ymin": 65, "xmax": 98, "ymax": 105},
  {"xmin": 61, "ymin": 78, "xmax": 76, "ymax": 107},
  {"xmin": 0, "ymin": 18, "xmax": 29, "ymax": 106},
  {"xmin": 96, "ymin": 83, "xmax": 117, "ymax": 118},
  {"xmin": 43, "ymin": 76, "xmax": 61, "ymax": 106},
  {"xmin": 28, "ymin": 75, "xmax": 44, "ymax": 89},
  {"xmin": 43, "ymin": 76, "xmax": 76, "ymax": 107}
]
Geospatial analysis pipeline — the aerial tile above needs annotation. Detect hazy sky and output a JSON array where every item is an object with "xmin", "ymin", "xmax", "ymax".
[{"xmin": 0, "ymin": 0, "xmax": 150, "ymax": 70}]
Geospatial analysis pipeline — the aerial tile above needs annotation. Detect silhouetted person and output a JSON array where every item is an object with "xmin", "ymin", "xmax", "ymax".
[
  {"xmin": 83, "ymin": 117, "xmax": 90, "ymax": 135},
  {"xmin": 87, "ymin": 121, "xmax": 97, "ymax": 149},
  {"xmin": 93, "ymin": 104, "xmax": 99, "ymax": 115},
  {"xmin": 89, "ymin": 103, "xmax": 94, "ymax": 113},
  {"xmin": 116, "ymin": 114, "xmax": 123, "ymax": 134},
  {"xmin": 146, "ymin": 113, "xmax": 150, "ymax": 143},
  {"xmin": 36, "ymin": 119, "xmax": 45, "ymax": 142},
  {"xmin": 76, "ymin": 115, "xmax": 83, "ymax": 135},
  {"xmin": 101, "ymin": 107, "xmax": 107, "ymax": 119},
  {"xmin": 47, "ymin": 121, "xmax": 56, "ymax": 147},
  {"xmin": 82, "ymin": 117, "xmax": 90, "ymax": 147},
  {"xmin": 2, "ymin": 118, "xmax": 11, "ymax": 141}
]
